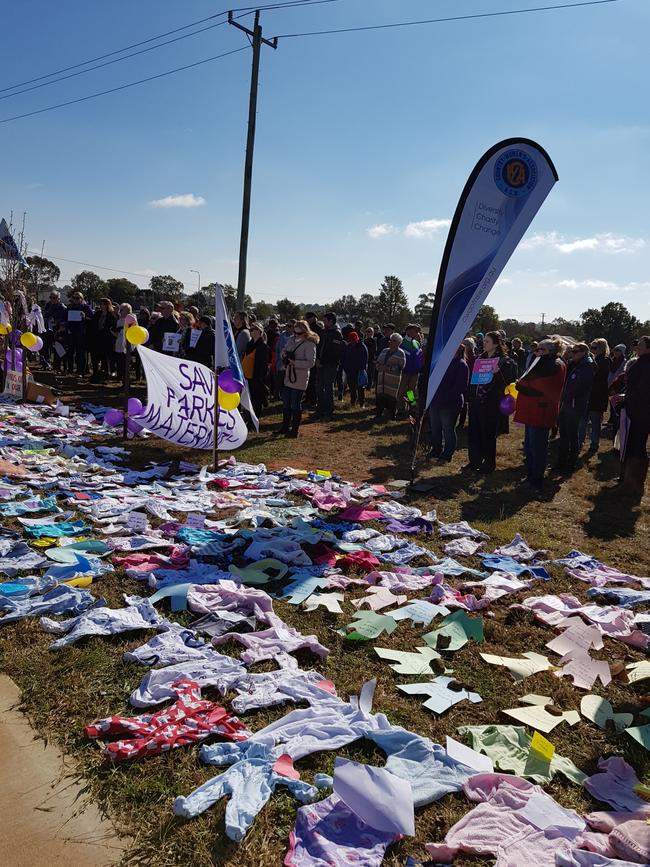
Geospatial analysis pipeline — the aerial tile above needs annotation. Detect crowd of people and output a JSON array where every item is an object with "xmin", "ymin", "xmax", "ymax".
[{"xmin": 1, "ymin": 289, "xmax": 648, "ymax": 500}]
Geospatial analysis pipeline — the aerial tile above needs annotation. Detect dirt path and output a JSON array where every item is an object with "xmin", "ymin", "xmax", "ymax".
[{"xmin": 0, "ymin": 675, "xmax": 124, "ymax": 867}]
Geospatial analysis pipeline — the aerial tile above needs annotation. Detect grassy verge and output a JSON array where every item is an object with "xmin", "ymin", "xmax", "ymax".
[{"xmin": 1, "ymin": 389, "xmax": 649, "ymax": 866}]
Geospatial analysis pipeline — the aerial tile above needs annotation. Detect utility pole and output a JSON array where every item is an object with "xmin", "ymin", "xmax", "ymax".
[
  {"xmin": 541, "ymin": 312, "xmax": 546, "ymax": 328},
  {"xmin": 228, "ymin": 10, "xmax": 277, "ymax": 310}
]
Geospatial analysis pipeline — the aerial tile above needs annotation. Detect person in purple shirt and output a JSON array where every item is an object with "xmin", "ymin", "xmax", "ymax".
[
  {"xmin": 65, "ymin": 290, "xmax": 94, "ymax": 376},
  {"xmin": 428, "ymin": 343, "xmax": 470, "ymax": 463},
  {"xmin": 342, "ymin": 331, "xmax": 369, "ymax": 408}
]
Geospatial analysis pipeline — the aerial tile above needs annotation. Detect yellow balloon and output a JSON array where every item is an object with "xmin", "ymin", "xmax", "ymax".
[
  {"xmin": 505, "ymin": 383, "xmax": 519, "ymax": 399},
  {"xmin": 20, "ymin": 332, "xmax": 37, "ymax": 349},
  {"xmin": 0, "ymin": 323, "xmax": 11, "ymax": 335},
  {"xmin": 218, "ymin": 388, "xmax": 240, "ymax": 410},
  {"xmin": 126, "ymin": 325, "xmax": 148, "ymax": 346}
]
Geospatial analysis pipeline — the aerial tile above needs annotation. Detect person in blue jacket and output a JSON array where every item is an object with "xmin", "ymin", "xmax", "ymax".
[{"xmin": 428, "ymin": 344, "xmax": 470, "ymax": 463}]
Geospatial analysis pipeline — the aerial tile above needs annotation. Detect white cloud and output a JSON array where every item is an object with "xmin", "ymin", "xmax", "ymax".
[
  {"xmin": 522, "ymin": 231, "xmax": 645, "ymax": 255},
  {"xmin": 149, "ymin": 193, "xmax": 206, "ymax": 209},
  {"xmin": 557, "ymin": 278, "xmax": 650, "ymax": 293},
  {"xmin": 404, "ymin": 218, "xmax": 452, "ymax": 239},
  {"xmin": 366, "ymin": 218, "xmax": 451, "ymax": 240},
  {"xmin": 366, "ymin": 223, "xmax": 396, "ymax": 239}
]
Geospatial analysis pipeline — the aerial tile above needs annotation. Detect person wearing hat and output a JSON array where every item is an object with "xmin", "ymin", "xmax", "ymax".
[{"xmin": 342, "ymin": 330, "xmax": 369, "ymax": 408}]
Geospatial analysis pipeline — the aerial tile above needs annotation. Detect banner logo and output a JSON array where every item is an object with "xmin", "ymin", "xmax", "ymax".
[{"xmin": 494, "ymin": 149, "xmax": 538, "ymax": 198}]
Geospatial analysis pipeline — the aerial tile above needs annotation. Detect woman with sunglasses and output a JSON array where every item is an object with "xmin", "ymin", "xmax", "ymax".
[
  {"xmin": 241, "ymin": 323, "xmax": 269, "ymax": 420},
  {"xmin": 278, "ymin": 319, "xmax": 319, "ymax": 437},
  {"xmin": 557, "ymin": 343, "xmax": 595, "ymax": 473}
]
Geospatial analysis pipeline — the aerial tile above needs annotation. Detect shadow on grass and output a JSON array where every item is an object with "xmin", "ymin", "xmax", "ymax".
[{"xmin": 585, "ymin": 483, "xmax": 643, "ymax": 539}]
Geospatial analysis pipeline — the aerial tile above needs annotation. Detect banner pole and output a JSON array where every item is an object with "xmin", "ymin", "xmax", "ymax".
[
  {"xmin": 123, "ymin": 339, "xmax": 131, "ymax": 441},
  {"xmin": 213, "ymin": 286, "xmax": 219, "ymax": 472}
]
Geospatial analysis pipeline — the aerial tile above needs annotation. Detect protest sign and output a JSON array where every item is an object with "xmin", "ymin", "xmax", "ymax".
[
  {"xmin": 470, "ymin": 357, "xmax": 500, "ymax": 385},
  {"xmin": 2, "ymin": 369, "xmax": 23, "ymax": 399},
  {"xmin": 136, "ymin": 346, "xmax": 247, "ymax": 450}
]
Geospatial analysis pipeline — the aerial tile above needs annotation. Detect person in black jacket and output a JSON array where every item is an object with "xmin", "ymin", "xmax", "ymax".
[
  {"xmin": 557, "ymin": 343, "xmax": 595, "ymax": 472},
  {"xmin": 149, "ymin": 301, "xmax": 179, "ymax": 352},
  {"xmin": 89, "ymin": 298, "xmax": 117, "ymax": 382},
  {"xmin": 364, "ymin": 327, "xmax": 377, "ymax": 389},
  {"xmin": 510, "ymin": 338, "xmax": 527, "ymax": 378},
  {"xmin": 313, "ymin": 311, "xmax": 344, "ymax": 421},
  {"xmin": 581, "ymin": 338, "xmax": 610, "ymax": 452},
  {"xmin": 185, "ymin": 316, "xmax": 214, "ymax": 368},
  {"xmin": 303, "ymin": 311, "xmax": 323, "ymax": 409},
  {"xmin": 618, "ymin": 336, "xmax": 650, "ymax": 498},
  {"xmin": 242, "ymin": 323, "xmax": 269, "ymax": 418},
  {"xmin": 466, "ymin": 331, "xmax": 511, "ymax": 474}
]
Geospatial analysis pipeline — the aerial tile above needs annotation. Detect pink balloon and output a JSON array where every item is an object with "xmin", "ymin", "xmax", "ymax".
[
  {"xmin": 104, "ymin": 408, "xmax": 123, "ymax": 427},
  {"xmin": 31, "ymin": 336, "xmax": 44, "ymax": 352},
  {"xmin": 124, "ymin": 313, "xmax": 137, "ymax": 327}
]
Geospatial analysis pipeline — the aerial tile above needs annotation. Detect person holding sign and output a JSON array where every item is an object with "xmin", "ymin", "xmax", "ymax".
[
  {"xmin": 466, "ymin": 331, "xmax": 510, "ymax": 474},
  {"xmin": 184, "ymin": 316, "xmax": 214, "ymax": 369},
  {"xmin": 65, "ymin": 291, "xmax": 93, "ymax": 376},
  {"xmin": 149, "ymin": 300, "xmax": 179, "ymax": 352}
]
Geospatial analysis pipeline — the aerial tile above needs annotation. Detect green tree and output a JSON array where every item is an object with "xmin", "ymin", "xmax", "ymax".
[
  {"xmin": 149, "ymin": 274, "xmax": 184, "ymax": 304},
  {"xmin": 580, "ymin": 302, "xmax": 641, "ymax": 348},
  {"xmin": 275, "ymin": 297, "xmax": 302, "ymax": 321},
  {"xmin": 374, "ymin": 275, "xmax": 412, "ymax": 328},
  {"xmin": 26, "ymin": 255, "xmax": 60, "ymax": 302},
  {"xmin": 105, "ymin": 277, "xmax": 140, "ymax": 305},
  {"xmin": 220, "ymin": 284, "xmax": 252, "ymax": 313},
  {"xmin": 70, "ymin": 270, "xmax": 107, "ymax": 304},
  {"xmin": 330, "ymin": 294, "xmax": 359, "ymax": 319},
  {"xmin": 414, "ymin": 291, "xmax": 436, "ymax": 323},
  {"xmin": 357, "ymin": 293, "xmax": 378, "ymax": 323},
  {"xmin": 472, "ymin": 304, "xmax": 499, "ymax": 334},
  {"xmin": 252, "ymin": 301, "xmax": 276, "ymax": 320},
  {"xmin": 185, "ymin": 288, "xmax": 216, "ymax": 312},
  {"xmin": 547, "ymin": 317, "xmax": 582, "ymax": 340}
]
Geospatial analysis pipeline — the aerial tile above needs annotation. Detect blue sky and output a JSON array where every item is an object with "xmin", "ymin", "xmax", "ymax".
[{"xmin": 3, "ymin": 0, "xmax": 649, "ymax": 320}]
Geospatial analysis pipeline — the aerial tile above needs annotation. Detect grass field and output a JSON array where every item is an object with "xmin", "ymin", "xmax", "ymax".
[{"xmin": 1, "ymin": 378, "xmax": 649, "ymax": 866}]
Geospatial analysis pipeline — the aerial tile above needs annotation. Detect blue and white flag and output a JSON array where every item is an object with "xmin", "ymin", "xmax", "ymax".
[
  {"xmin": 214, "ymin": 283, "xmax": 259, "ymax": 430},
  {"xmin": 424, "ymin": 139, "xmax": 558, "ymax": 410},
  {"xmin": 0, "ymin": 218, "xmax": 28, "ymax": 267}
]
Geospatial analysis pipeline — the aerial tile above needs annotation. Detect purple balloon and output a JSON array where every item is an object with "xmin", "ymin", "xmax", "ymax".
[
  {"xmin": 218, "ymin": 369, "xmax": 242, "ymax": 394},
  {"xmin": 104, "ymin": 408, "xmax": 123, "ymax": 427},
  {"xmin": 5, "ymin": 350, "xmax": 22, "ymax": 368},
  {"xmin": 9, "ymin": 330, "xmax": 22, "ymax": 346},
  {"xmin": 127, "ymin": 418, "xmax": 143, "ymax": 434},
  {"xmin": 127, "ymin": 397, "xmax": 143, "ymax": 415},
  {"xmin": 499, "ymin": 395, "xmax": 516, "ymax": 416}
]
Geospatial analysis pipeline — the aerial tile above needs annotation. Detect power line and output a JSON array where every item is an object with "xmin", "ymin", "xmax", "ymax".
[
  {"xmin": 0, "ymin": 0, "xmax": 341, "ymax": 96},
  {"xmin": 275, "ymin": 0, "xmax": 620, "ymax": 38},
  {"xmin": 0, "ymin": 19, "xmax": 232, "ymax": 102},
  {"xmin": 0, "ymin": 46, "xmax": 250, "ymax": 125}
]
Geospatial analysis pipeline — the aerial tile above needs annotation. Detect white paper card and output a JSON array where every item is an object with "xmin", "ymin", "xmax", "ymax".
[
  {"xmin": 162, "ymin": 332, "xmax": 182, "ymax": 353},
  {"xmin": 189, "ymin": 329, "xmax": 201, "ymax": 348},
  {"xmin": 446, "ymin": 736, "xmax": 493, "ymax": 774},
  {"xmin": 333, "ymin": 758, "xmax": 415, "ymax": 837},
  {"xmin": 54, "ymin": 342, "xmax": 66, "ymax": 357},
  {"xmin": 127, "ymin": 511, "xmax": 148, "ymax": 531},
  {"xmin": 520, "ymin": 792, "xmax": 585, "ymax": 832},
  {"xmin": 185, "ymin": 512, "xmax": 206, "ymax": 529},
  {"xmin": 67, "ymin": 310, "xmax": 83, "ymax": 322}
]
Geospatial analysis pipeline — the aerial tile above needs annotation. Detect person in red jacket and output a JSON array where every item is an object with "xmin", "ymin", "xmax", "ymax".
[{"xmin": 514, "ymin": 338, "xmax": 566, "ymax": 492}]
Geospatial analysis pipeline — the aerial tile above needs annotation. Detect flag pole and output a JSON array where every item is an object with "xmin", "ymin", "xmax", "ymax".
[
  {"xmin": 213, "ymin": 287, "xmax": 219, "ymax": 472},
  {"xmin": 123, "ymin": 338, "xmax": 131, "ymax": 440}
]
